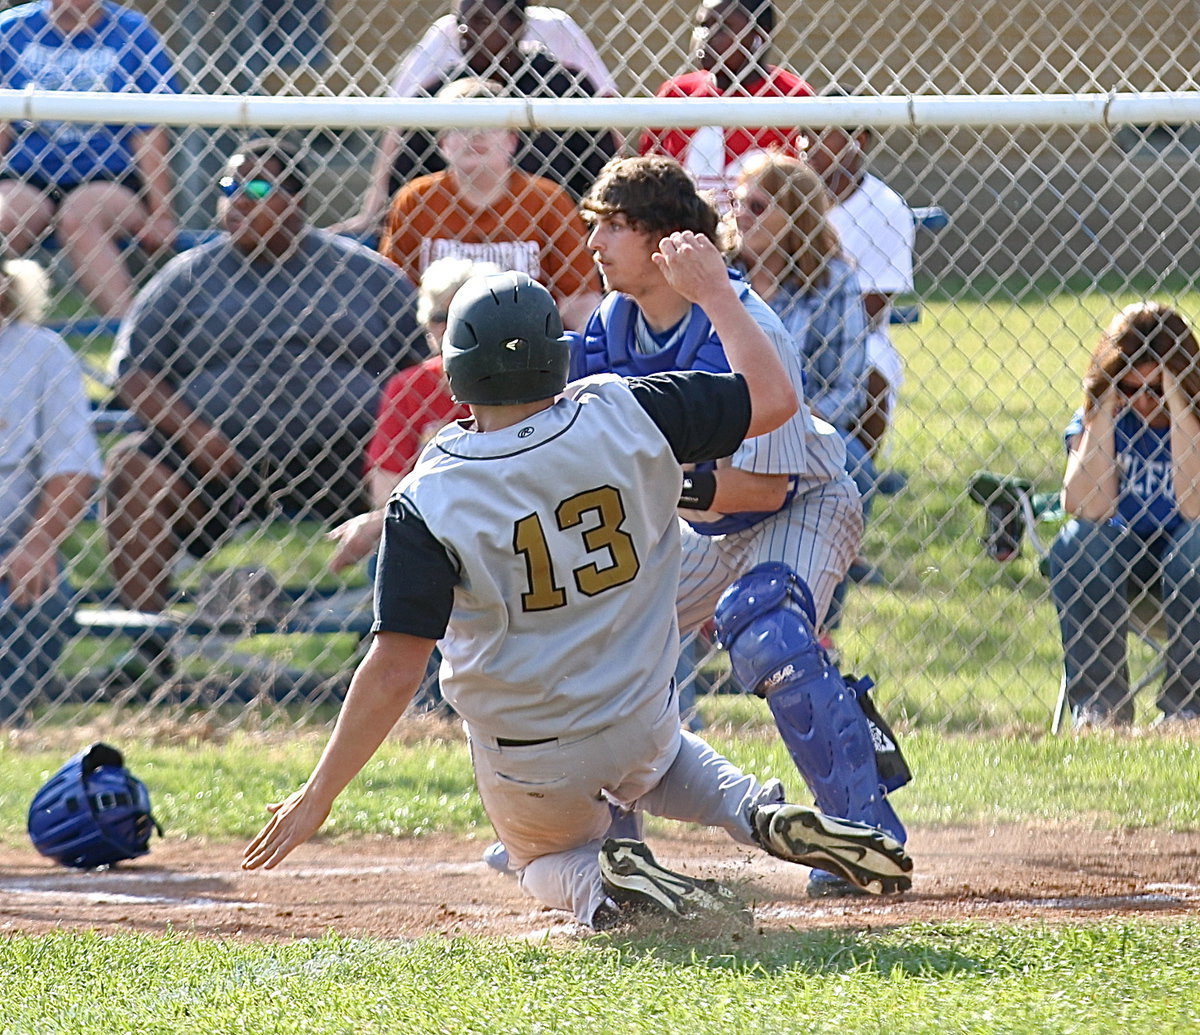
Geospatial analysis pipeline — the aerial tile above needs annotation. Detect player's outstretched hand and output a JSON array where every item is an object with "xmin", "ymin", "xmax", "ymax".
[
  {"xmin": 241, "ymin": 788, "xmax": 331, "ymax": 871},
  {"xmin": 652, "ymin": 231, "xmax": 734, "ymax": 306}
]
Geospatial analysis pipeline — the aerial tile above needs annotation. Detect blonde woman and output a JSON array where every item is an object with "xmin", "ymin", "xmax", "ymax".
[
  {"xmin": 731, "ymin": 150, "xmax": 875, "ymax": 625},
  {"xmin": 732, "ymin": 151, "xmax": 871, "ymax": 480},
  {"xmin": 0, "ymin": 255, "xmax": 101, "ymax": 720}
]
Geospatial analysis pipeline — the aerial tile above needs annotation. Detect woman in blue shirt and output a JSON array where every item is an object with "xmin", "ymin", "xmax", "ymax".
[
  {"xmin": 730, "ymin": 151, "xmax": 872, "ymax": 633},
  {"xmin": 1050, "ymin": 302, "xmax": 1200, "ymax": 728}
]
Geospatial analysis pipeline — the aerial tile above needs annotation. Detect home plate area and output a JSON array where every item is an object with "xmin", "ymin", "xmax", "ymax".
[{"xmin": 2, "ymin": 825, "xmax": 1198, "ymax": 941}]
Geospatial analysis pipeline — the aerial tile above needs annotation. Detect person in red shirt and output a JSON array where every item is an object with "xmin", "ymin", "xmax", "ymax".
[
  {"xmin": 326, "ymin": 257, "xmax": 498, "ymax": 574},
  {"xmin": 640, "ymin": 0, "xmax": 812, "ymax": 204}
]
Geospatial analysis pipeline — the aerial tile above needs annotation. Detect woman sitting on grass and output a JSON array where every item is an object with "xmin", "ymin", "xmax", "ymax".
[{"xmin": 1049, "ymin": 301, "xmax": 1200, "ymax": 729}]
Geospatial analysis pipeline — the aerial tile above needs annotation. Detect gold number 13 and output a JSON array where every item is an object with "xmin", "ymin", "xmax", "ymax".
[{"xmin": 512, "ymin": 486, "xmax": 641, "ymax": 612}]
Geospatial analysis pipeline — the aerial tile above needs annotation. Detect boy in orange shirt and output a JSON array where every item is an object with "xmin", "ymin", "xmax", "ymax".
[{"xmin": 380, "ymin": 78, "xmax": 599, "ymax": 330}]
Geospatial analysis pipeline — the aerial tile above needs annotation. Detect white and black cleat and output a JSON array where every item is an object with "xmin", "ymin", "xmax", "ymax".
[
  {"xmin": 599, "ymin": 838, "xmax": 751, "ymax": 925},
  {"xmin": 750, "ymin": 803, "xmax": 913, "ymax": 896}
]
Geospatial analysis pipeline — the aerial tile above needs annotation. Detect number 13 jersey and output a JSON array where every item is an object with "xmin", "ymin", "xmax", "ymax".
[{"xmin": 374, "ymin": 371, "xmax": 751, "ymax": 740}]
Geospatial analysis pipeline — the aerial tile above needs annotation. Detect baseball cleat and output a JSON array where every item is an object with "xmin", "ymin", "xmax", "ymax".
[
  {"xmin": 599, "ymin": 838, "xmax": 751, "ymax": 924},
  {"xmin": 750, "ymin": 803, "xmax": 913, "ymax": 896},
  {"xmin": 805, "ymin": 870, "xmax": 870, "ymax": 899}
]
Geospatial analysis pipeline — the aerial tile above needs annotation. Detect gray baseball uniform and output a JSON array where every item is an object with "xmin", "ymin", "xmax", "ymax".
[{"xmin": 373, "ymin": 372, "xmax": 780, "ymax": 923}]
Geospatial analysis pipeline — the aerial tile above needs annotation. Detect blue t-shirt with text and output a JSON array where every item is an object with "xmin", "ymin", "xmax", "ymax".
[
  {"xmin": 0, "ymin": 1, "xmax": 180, "ymax": 184},
  {"xmin": 1065, "ymin": 409, "xmax": 1179, "ymax": 536}
]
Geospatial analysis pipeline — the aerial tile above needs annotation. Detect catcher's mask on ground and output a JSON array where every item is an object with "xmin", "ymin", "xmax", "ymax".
[
  {"xmin": 27, "ymin": 742, "xmax": 162, "ymax": 869},
  {"xmin": 441, "ymin": 270, "xmax": 571, "ymax": 405}
]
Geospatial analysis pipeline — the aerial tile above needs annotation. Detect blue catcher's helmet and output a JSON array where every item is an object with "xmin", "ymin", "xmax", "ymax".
[{"xmin": 28, "ymin": 742, "xmax": 162, "ymax": 868}]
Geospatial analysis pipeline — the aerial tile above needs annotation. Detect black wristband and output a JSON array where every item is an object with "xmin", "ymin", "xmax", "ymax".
[{"xmin": 678, "ymin": 470, "xmax": 717, "ymax": 510}]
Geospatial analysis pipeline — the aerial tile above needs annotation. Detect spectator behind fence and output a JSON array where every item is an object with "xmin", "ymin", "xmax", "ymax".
[
  {"xmin": 0, "ymin": 253, "xmax": 101, "ymax": 722},
  {"xmin": 807, "ymin": 95, "xmax": 915, "ymax": 466},
  {"xmin": 335, "ymin": 0, "xmax": 619, "ymax": 238},
  {"xmin": 731, "ymin": 151, "xmax": 873, "ymax": 633},
  {"xmin": 326, "ymin": 255, "xmax": 496, "ymax": 576},
  {"xmin": 0, "ymin": 0, "xmax": 180, "ymax": 319},
  {"xmin": 380, "ymin": 78, "xmax": 600, "ymax": 331},
  {"xmin": 389, "ymin": 3, "xmax": 617, "ymax": 99},
  {"xmin": 640, "ymin": 0, "xmax": 811, "ymax": 204},
  {"xmin": 731, "ymin": 151, "xmax": 872, "ymax": 501},
  {"xmin": 1049, "ymin": 302, "xmax": 1200, "ymax": 731},
  {"xmin": 104, "ymin": 138, "xmax": 423, "ymax": 666}
]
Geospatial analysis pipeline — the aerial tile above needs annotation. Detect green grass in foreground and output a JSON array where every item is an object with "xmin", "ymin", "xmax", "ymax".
[
  {"xmin": 2, "ymin": 923, "xmax": 1199, "ymax": 1034},
  {"xmin": 2, "ymin": 716, "xmax": 1197, "ymax": 847}
]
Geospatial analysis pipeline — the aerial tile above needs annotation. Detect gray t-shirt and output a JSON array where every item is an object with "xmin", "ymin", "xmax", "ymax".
[
  {"xmin": 111, "ymin": 228, "xmax": 423, "ymax": 490},
  {"xmin": 0, "ymin": 321, "xmax": 101, "ymax": 549}
]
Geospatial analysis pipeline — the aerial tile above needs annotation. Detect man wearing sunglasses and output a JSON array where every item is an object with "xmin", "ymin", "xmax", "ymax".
[{"xmin": 103, "ymin": 139, "xmax": 423, "ymax": 664}]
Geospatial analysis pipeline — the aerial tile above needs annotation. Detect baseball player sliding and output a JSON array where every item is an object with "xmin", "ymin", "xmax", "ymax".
[
  {"xmin": 242, "ymin": 254, "xmax": 911, "ymax": 929},
  {"xmin": 575, "ymin": 156, "xmax": 909, "ymax": 899}
]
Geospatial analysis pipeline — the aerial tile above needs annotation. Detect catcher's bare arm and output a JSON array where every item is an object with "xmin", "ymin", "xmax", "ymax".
[{"xmin": 241, "ymin": 632, "xmax": 434, "ymax": 870}]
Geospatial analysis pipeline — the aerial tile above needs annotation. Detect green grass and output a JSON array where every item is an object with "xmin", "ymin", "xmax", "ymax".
[
  {"xmin": 2, "ymin": 923, "xmax": 1200, "ymax": 1033},
  {"xmin": 3, "ymin": 713, "xmax": 1198, "ymax": 1032},
  {"xmin": 3, "ymin": 717, "xmax": 1198, "ymax": 848}
]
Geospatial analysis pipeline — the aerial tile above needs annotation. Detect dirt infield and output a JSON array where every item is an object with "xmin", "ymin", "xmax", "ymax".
[{"xmin": 3, "ymin": 823, "xmax": 1199, "ymax": 941}]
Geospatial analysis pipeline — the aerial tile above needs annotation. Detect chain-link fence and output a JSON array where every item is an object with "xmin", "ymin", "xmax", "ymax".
[{"xmin": 1, "ymin": 0, "xmax": 1198, "ymax": 732}]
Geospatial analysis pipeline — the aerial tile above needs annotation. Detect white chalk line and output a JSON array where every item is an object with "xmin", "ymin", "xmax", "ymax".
[{"xmin": 0, "ymin": 883, "xmax": 267, "ymax": 910}]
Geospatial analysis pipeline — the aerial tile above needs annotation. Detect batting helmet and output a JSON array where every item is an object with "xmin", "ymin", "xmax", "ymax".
[
  {"xmin": 28, "ymin": 742, "xmax": 162, "ymax": 869},
  {"xmin": 441, "ymin": 271, "xmax": 571, "ymax": 405}
]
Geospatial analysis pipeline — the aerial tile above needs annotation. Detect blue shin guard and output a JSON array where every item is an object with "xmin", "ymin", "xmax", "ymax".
[{"xmin": 714, "ymin": 563, "xmax": 906, "ymax": 843}]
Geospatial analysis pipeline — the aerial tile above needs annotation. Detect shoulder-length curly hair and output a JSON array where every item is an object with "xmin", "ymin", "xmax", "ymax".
[{"xmin": 1082, "ymin": 302, "xmax": 1200, "ymax": 419}]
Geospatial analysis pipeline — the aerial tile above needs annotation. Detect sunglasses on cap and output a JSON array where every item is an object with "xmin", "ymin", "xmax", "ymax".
[{"xmin": 218, "ymin": 176, "xmax": 283, "ymax": 201}]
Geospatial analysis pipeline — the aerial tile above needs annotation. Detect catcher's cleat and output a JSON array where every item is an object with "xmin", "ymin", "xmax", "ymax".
[
  {"xmin": 750, "ymin": 803, "xmax": 913, "ymax": 896},
  {"xmin": 806, "ymin": 871, "xmax": 871, "ymax": 899},
  {"xmin": 599, "ymin": 838, "xmax": 751, "ymax": 925}
]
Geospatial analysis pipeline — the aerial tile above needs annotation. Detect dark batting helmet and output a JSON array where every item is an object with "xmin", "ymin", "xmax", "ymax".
[
  {"xmin": 441, "ymin": 271, "xmax": 571, "ymax": 405},
  {"xmin": 28, "ymin": 742, "xmax": 162, "ymax": 869}
]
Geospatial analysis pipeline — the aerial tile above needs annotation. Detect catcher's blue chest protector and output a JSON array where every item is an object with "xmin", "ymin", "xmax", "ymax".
[
  {"xmin": 574, "ymin": 284, "xmax": 794, "ymax": 535},
  {"xmin": 715, "ymin": 562, "xmax": 907, "ymax": 842}
]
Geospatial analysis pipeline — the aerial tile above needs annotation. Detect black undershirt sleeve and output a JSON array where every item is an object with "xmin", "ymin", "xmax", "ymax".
[
  {"xmin": 372, "ymin": 497, "xmax": 459, "ymax": 640},
  {"xmin": 626, "ymin": 371, "xmax": 752, "ymax": 464}
]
